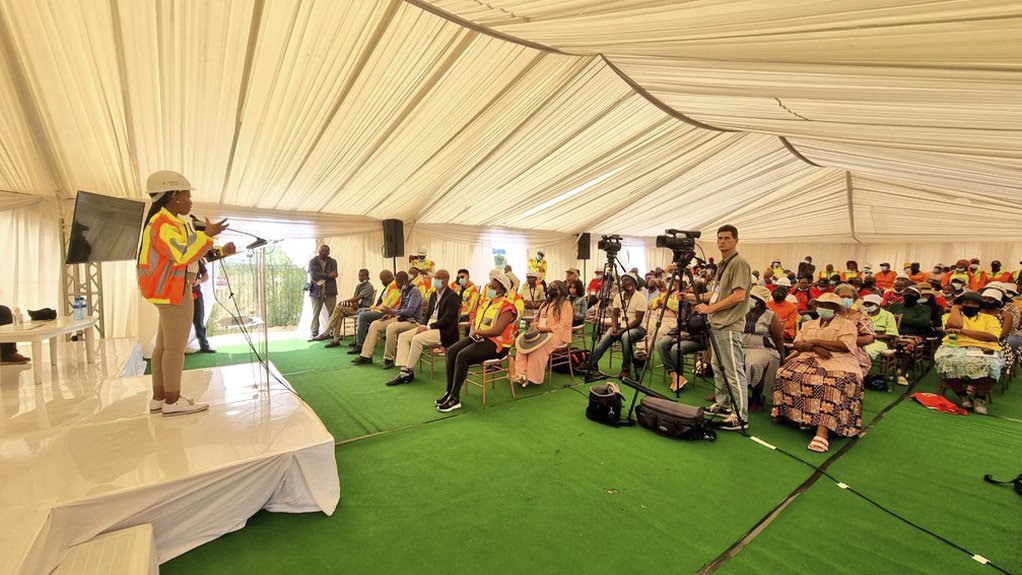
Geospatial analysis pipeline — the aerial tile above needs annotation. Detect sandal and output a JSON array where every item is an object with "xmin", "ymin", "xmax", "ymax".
[
  {"xmin": 808, "ymin": 436, "xmax": 829, "ymax": 453},
  {"xmin": 669, "ymin": 373, "xmax": 688, "ymax": 392}
]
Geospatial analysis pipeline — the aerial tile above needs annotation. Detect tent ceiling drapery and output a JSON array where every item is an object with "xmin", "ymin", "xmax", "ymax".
[{"xmin": 0, "ymin": 0, "xmax": 1017, "ymax": 243}]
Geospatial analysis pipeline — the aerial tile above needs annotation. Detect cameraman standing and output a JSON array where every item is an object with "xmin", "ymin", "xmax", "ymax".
[{"xmin": 690, "ymin": 225, "xmax": 752, "ymax": 431}]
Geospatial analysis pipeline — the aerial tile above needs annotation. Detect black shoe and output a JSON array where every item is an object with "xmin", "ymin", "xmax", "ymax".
[
  {"xmin": 382, "ymin": 359, "xmax": 395, "ymax": 370},
  {"xmin": 346, "ymin": 348, "xmax": 362, "ymax": 355},
  {"xmin": 351, "ymin": 356, "xmax": 373, "ymax": 365},
  {"xmin": 307, "ymin": 335, "xmax": 319, "ymax": 342},
  {"xmin": 438, "ymin": 397, "xmax": 462, "ymax": 413},
  {"xmin": 435, "ymin": 392, "xmax": 450, "ymax": 406},
  {"xmin": 324, "ymin": 340, "xmax": 340, "ymax": 348},
  {"xmin": 387, "ymin": 371, "xmax": 415, "ymax": 386},
  {"xmin": 199, "ymin": 347, "xmax": 217, "ymax": 354}
]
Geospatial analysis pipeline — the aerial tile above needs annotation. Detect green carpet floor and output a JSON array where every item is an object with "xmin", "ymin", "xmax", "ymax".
[{"xmin": 157, "ymin": 338, "xmax": 1020, "ymax": 574}]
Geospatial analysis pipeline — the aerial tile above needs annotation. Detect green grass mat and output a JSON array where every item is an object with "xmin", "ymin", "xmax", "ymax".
[
  {"xmin": 162, "ymin": 388, "xmax": 815, "ymax": 574},
  {"xmin": 911, "ymin": 366, "xmax": 1022, "ymax": 421},
  {"xmin": 717, "ymin": 480, "xmax": 992, "ymax": 575}
]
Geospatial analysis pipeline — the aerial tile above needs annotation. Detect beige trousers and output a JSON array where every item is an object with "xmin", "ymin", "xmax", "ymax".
[
  {"xmin": 362, "ymin": 317, "xmax": 418, "ymax": 360},
  {"xmin": 327, "ymin": 304, "xmax": 358, "ymax": 336},
  {"xmin": 152, "ymin": 274, "xmax": 196, "ymax": 393},
  {"xmin": 513, "ymin": 338, "xmax": 562, "ymax": 385},
  {"xmin": 396, "ymin": 328, "xmax": 442, "ymax": 369}
]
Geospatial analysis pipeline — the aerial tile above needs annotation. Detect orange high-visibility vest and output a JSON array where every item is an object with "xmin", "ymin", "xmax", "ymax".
[{"xmin": 138, "ymin": 208, "xmax": 213, "ymax": 305}]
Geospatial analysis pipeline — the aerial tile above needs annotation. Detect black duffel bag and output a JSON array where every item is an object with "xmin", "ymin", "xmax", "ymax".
[
  {"xmin": 586, "ymin": 382, "xmax": 633, "ymax": 427},
  {"xmin": 635, "ymin": 396, "xmax": 715, "ymax": 441}
]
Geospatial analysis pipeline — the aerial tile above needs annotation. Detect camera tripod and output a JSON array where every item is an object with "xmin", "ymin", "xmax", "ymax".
[{"xmin": 581, "ymin": 247, "xmax": 632, "ymax": 383}]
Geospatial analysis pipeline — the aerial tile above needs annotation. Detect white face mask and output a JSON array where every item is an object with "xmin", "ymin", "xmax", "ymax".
[
  {"xmin": 818, "ymin": 308, "xmax": 836, "ymax": 320},
  {"xmin": 486, "ymin": 288, "xmax": 498, "ymax": 299}
]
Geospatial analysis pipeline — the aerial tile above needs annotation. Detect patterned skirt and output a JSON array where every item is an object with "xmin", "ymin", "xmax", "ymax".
[
  {"xmin": 934, "ymin": 345, "xmax": 1003, "ymax": 381},
  {"xmin": 771, "ymin": 355, "xmax": 863, "ymax": 438}
]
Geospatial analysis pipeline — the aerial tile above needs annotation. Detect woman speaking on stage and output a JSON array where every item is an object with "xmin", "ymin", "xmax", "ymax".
[{"xmin": 139, "ymin": 170, "xmax": 235, "ymax": 416}]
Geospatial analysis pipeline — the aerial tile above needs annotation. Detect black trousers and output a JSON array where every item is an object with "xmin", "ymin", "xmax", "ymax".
[
  {"xmin": 0, "ymin": 305, "xmax": 14, "ymax": 356},
  {"xmin": 444, "ymin": 337, "xmax": 503, "ymax": 399},
  {"xmin": 192, "ymin": 295, "xmax": 210, "ymax": 349}
]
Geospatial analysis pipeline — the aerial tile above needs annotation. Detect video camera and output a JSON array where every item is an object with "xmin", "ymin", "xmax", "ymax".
[
  {"xmin": 597, "ymin": 234, "xmax": 622, "ymax": 255},
  {"xmin": 655, "ymin": 229, "xmax": 700, "ymax": 252}
]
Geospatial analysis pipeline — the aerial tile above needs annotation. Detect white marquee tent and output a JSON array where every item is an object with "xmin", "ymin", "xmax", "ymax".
[{"xmin": 0, "ymin": 0, "xmax": 1019, "ymax": 338}]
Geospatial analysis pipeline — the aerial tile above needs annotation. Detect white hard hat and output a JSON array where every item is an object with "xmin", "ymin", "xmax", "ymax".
[{"xmin": 146, "ymin": 170, "xmax": 193, "ymax": 201}]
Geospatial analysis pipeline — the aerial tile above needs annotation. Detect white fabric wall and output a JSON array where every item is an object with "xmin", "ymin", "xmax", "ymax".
[{"xmin": 0, "ymin": 199, "xmax": 62, "ymax": 313}]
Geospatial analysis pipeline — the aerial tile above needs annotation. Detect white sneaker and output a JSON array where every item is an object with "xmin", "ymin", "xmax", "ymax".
[
  {"xmin": 162, "ymin": 397, "xmax": 209, "ymax": 416},
  {"xmin": 149, "ymin": 399, "xmax": 164, "ymax": 413},
  {"xmin": 897, "ymin": 375, "xmax": 908, "ymax": 386}
]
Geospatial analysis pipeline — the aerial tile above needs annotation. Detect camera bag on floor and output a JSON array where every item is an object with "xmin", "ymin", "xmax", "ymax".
[
  {"xmin": 635, "ymin": 396, "xmax": 715, "ymax": 441},
  {"xmin": 586, "ymin": 382, "xmax": 633, "ymax": 427}
]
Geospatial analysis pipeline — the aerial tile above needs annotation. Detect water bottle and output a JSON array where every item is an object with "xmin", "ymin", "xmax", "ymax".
[
  {"xmin": 73, "ymin": 297, "xmax": 85, "ymax": 320},
  {"xmin": 948, "ymin": 332, "xmax": 958, "ymax": 348},
  {"xmin": 13, "ymin": 307, "xmax": 24, "ymax": 326}
]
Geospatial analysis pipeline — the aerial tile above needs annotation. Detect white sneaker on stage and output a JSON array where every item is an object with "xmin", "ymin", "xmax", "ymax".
[
  {"xmin": 162, "ymin": 397, "xmax": 209, "ymax": 416},
  {"xmin": 148, "ymin": 399, "xmax": 163, "ymax": 413}
]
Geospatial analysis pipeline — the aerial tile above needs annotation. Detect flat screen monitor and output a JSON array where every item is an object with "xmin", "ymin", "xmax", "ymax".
[{"xmin": 66, "ymin": 191, "xmax": 145, "ymax": 264}]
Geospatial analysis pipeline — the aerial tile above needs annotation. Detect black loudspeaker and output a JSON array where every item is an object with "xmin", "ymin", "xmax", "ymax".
[
  {"xmin": 382, "ymin": 219, "xmax": 404, "ymax": 258},
  {"xmin": 576, "ymin": 232, "xmax": 591, "ymax": 260}
]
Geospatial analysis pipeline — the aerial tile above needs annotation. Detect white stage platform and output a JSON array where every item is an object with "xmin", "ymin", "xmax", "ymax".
[{"xmin": 0, "ymin": 338, "xmax": 339, "ymax": 575}]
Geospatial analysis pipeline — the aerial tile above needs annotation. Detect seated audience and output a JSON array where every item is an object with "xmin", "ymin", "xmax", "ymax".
[
  {"xmin": 881, "ymin": 276, "xmax": 909, "ymax": 308},
  {"xmin": 513, "ymin": 281, "xmax": 573, "ymax": 388},
  {"xmin": 810, "ymin": 277, "xmax": 832, "ymax": 299},
  {"xmin": 888, "ymin": 286, "xmax": 935, "ymax": 338},
  {"xmin": 792, "ymin": 276, "xmax": 812, "ymax": 311},
  {"xmin": 582, "ymin": 273, "xmax": 647, "ymax": 380},
  {"xmin": 861, "ymin": 294, "xmax": 898, "ymax": 360},
  {"xmin": 818, "ymin": 263, "xmax": 836, "ymax": 280},
  {"xmin": 320, "ymin": 268, "xmax": 376, "ymax": 347},
  {"xmin": 352, "ymin": 271, "xmax": 423, "ymax": 368},
  {"xmin": 565, "ymin": 268, "xmax": 580, "ymax": 284},
  {"xmin": 387, "ymin": 270, "xmax": 461, "ymax": 386},
  {"xmin": 654, "ymin": 288, "xmax": 704, "ymax": 392},
  {"xmin": 568, "ymin": 279, "xmax": 587, "ymax": 326},
  {"xmin": 767, "ymin": 260, "xmax": 784, "ymax": 279},
  {"xmin": 905, "ymin": 262, "xmax": 928, "ymax": 284},
  {"xmin": 797, "ymin": 256, "xmax": 815, "ymax": 280},
  {"xmin": 941, "ymin": 259, "xmax": 970, "ymax": 288},
  {"xmin": 988, "ymin": 260, "xmax": 1011, "ymax": 284},
  {"xmin": 843, "ymin": 260, "xmax": 860, "ymax": 281},
  {"xmin": 453, "ymin": 268, "xmax": 480, "ymax": 325},
  {"xmin": 834, "ymin": 283, "xmax": 875, "ymax": 377},
  {"xmin": 934, "ymin": 291, "xmax": 1004, "ymax": 415},
  {"xmin": 437, "ymin": 270, "xmax": 519, "ymax": 412},
  {"xmin": 874, "ymin": 263, "xmax": 896, "ymax": 291},
  {"xmin": 772, "ymin": 293, "xmax": 864, "ymax": 453},
  {"xmin": 521, "ymin": 272, "xmax": 545, "ymax": 315},
  {"xmin": 744, "ymin": 286, "xmax": 785, "ymax": 412},
  {"xmin": 859, "ymin": 275, "xmax": 881, "ymax": 298},
  {"xmin": 981, "ymin": 286, "xmax": 1016, "ymax": 364},
  {"xmin": 767, "ymin": 284, "xmax": 798, "ymax": 341},
  {"xmin": 348, "ymin": 271, "xmax": 400, "ymax": 351},
  {"xmin": 968, "ymin": 259, "xmax": 987, "ymax": 290}
]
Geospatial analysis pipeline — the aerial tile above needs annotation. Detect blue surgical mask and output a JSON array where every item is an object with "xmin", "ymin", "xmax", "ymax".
[
  {"xmin": 486, "ymin": 288, "xmax": 498, "ymax": 299},
  {"xmin": 841, "ymin": 297, "xmax": 854, "ymax": 309},
  {"xmin": 457, "ymin": 277, "xmax": 467, "ymax": 286},
  {"xmin": 433, "ymin": 279, "xmax": 444, "ymax": 289},
  {"xmin": 818, "ymin": 308, "xmax": 836, "ymax": 319}
]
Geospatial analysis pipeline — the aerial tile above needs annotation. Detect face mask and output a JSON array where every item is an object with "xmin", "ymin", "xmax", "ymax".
[
  {"xmin": 457, "ymin": 277, "xmax": 467, "ymax": 286},
  {"xmin": 547, "ymin": 289, "xmax": 559, "ymax": 299},
  {"xmin": 982, "ymin": 301, "xmax": 998, "ymax": 309},
  {"xmin": 961, "ymin": 307, "xmax": 980, "ymax": 318},
  {"xmin": 841, "ymin": 297, "xmax": 854, "ymax": 309},
  {"xmin": 818, "ymin": 308, "xmax": 835, "ymax": 320},
  {"xmin": 880, "ymin": 266, "xmax": 890, "ymax": 272},
  {"xmin": 433, "ymin": 279, "xmax": 444, "ymax": 289},
  {"xmin": 955, "ymin": 268, "xmax": 965, "ymax": 273},
  {"xmin": 951, "ymin": 281, "xmax": 965, "ymax": 290},
  {"xmin": 969, "ymin": 265, "xmax": 979, "ymax": 271},
  {"xmin": 933, "ymin": 268, "xmax": 942, "ymax": 275},
  {"xmin": 894, "ymin": 286, "xmax": 904, "ymax": 294},
  {"xmin": 992, "ymin": 264, "xmax": 1001, "ymax": 272},
  {"xmin": 772, "ymin": 295, "xmax": 786, "ymax": 303},
  {"xmin": 864, "ymin": 304, "xmax": 879, "ymax": 315},
  {"xmin": 485, "ymin": 288, "xmax": 498, "ymax": 299}
]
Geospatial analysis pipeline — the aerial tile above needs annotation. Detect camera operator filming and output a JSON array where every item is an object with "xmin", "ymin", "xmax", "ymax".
[{"xmin": 687, "ymin": 225, "xmax": 752, "ymax": 431}]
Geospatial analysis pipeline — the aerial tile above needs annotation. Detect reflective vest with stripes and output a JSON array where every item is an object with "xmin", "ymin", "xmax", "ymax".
[
  {"xmin": 138, "ymin": 208, "xmax": 213, "ymax": 305},
  {"xmin": 472, "ymin": 296, "xmax": 518, "ymax": 352},
  {"xmin": 373, "ymin": 281, "xmax": 401, "ymax": 311}
]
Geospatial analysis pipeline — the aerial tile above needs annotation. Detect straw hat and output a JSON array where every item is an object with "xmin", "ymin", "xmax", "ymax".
[{"xmin": 515, "ymin": 329, "xmax": 553, "ymax": 355}]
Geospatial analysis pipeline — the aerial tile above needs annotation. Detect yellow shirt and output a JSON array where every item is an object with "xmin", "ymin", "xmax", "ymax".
[
  {"xmin": 527, "ymin": 258, "xmax": 548, "ymax": 280},
  {"xmin": 941, "ymin": 312, "xmax": 1001, "ymax": 351}
]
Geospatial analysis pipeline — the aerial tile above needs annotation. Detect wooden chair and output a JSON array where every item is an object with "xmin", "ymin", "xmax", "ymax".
[
  {"xmin": 417, "ymin": 346, "xmax": 446, "ymax": 379},
  {"xmin": 547, "ymin": 324, "xmax": 587, "ymax": 384},
  {"xmin": 464, "ymin": 354, "xmax": 515, "ymax": 406}
]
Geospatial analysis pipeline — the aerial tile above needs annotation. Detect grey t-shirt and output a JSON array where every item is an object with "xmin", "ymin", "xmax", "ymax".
[{"xmin": 709, "ymin": 252, "xmax": 751, "ymax": 331}]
